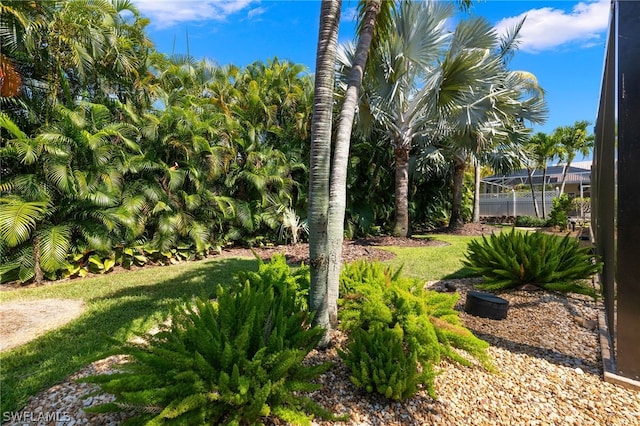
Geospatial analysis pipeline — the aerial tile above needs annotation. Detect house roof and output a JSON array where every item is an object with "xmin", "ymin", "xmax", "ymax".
[{"xmin": 484, "ymin": 164, "xmax": 591, "ymax": 187}]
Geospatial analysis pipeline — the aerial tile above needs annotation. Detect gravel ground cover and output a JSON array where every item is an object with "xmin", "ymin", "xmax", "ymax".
[{"xmin": 6, "ymin": 278, "xmax": 639, "ymax": 426}]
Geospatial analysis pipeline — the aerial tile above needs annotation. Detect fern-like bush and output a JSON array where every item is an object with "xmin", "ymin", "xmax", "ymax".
[
  {"xmin": 81, "ymin": 255, "xmax": 341, "ymax": 426},
  {"xmin": 338, "ymin": 261, "xmax": 491, "ymax": 400},
  {"xmin": 342, "ymin": 325, "xmax": 433, "ymax": 401},
  {"xmin": 546, "ymin": 194, "xmax": 573, "ymax": 230},
  {"xmin": 464, "ymin": 228, "xmax": 601, "ymax": 296}
]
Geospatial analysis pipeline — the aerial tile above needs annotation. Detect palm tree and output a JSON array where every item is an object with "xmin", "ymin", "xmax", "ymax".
[
  {"xmin": 341, "ymin": 1, "xmax": 458, "ymax": 237},
  {"xmin": 309, "ymin": 0, "xmax": 342, "ymax": 343},
  {"xmin": 527, "ymin": 131, "xmax": 557, "ymax": 218},
  {"xmin": 342, "ymin": 2, "xmax": 535, "ymax": 235},
  {"xmin": 0, "ymin": 1, "xmax": 54, "ymax": 131},
  {"xmin": 553, "ymin": 120, "xmax": 594, "ymax": 195},
  {"xmin": 325, "ymin": 0, "xmax": 391, "ymax": 332},
  {"xmin": 521, "ymin": 138, "xmax": 542, "ymax": 219},
  {"xmin": 328, "ymin": 0, "xmax": 476, "ymax": 296},
  {"xmin": 0, "ymin": 112, "xmax": 56, "ymax": 284},
  {"xmin": 0, "ymin": 101, "xmax": 139, "ymax": 284},
  {"xmin": 1, "ymin": 0, "xmax": 152, "ymax": 136},
  {"xmin": 206, "ymin": 59, "xmax": 311, "ymax": 243},
  {"xmin": 408, "ymin": 15, "xmax": 547, "ymax": 229},
  {"xmin": 309, "ymin": 0, "xmax": 396, "ymax": 343}
]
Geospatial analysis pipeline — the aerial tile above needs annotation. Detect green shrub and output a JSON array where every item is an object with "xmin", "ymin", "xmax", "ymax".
[
  {"xmin": 81, "ymin": 255, "xmax": 341, "ymax": 426},
  {"xmin": 514, "ymin": 216, "xmax": 547, "ymax": 227},
  {"xmin": 464, "ymin": 228, "xmax": 601, "ymax": 296},
  {"xmin": 340, "ymin": 325, "xmax": 433, "ymax": 401},
  {"xmin": 338, "ymin": 261, "xmax": 491, "ymax": 400},
  {"xmin": 546, "ymin": 194, "xmax": 573, "ymax": 230}
]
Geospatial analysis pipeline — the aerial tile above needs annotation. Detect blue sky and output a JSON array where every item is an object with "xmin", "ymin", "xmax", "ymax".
[{"xmin": 132, "ymin": 0, "xmax": 611, "ymax": 136}]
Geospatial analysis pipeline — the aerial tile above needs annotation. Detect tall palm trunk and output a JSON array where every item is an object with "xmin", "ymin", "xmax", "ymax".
[
  {"xmin": 526, "ymin": 167, "xmax": 540, "ymax": 218},
  {"xmin": 449, "ymin": 156, "xmax": 466, "ymax": 229},
  {"xmin": 393, "ymin": 145, "xmax": 411, "ymax": 236},
  {"xmin": 559, "ymin": 158, "xmax": 573, "ymax": 195},
  {"xmin": 541, "ymin": 166, "xmax": 548, "ymax": 218},
  {"xmin": 327, "ymin": 0, "xmax": 381, "ymax": 321},
  {"xmin": 473, "ymin": 163, "xmax": 481, "ymax": 222},
  {"xmin": 308, "ymin": 0, "xmax": 341, "ymax": 345}
]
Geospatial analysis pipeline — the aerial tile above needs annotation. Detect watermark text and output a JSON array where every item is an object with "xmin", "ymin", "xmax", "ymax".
[{"xmin": 2, "ymin": 411, "xmax": 71, "ymax": 424}]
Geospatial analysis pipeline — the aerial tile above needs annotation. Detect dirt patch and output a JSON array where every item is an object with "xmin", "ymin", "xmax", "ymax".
[
  {"xmin": 213, "ymin": 236, "xmax": 448, "ymax": 266},
  {"xmin": 429, "ymin": 222, "xmax": 502, "ymax": 236},
  {"xmin": 0, "ymin": 299, "xmax": 85, "ymax": 352}
]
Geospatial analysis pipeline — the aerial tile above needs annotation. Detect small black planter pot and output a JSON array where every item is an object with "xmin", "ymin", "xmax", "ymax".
[{"xmin": 464, "ymin": 291, "xmax": 509, "ymax": 320}]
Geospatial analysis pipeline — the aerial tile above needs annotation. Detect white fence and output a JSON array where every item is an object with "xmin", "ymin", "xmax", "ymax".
[{"xmin": 479, "ymin": 191, "xmax": 556, "ymax": 218}]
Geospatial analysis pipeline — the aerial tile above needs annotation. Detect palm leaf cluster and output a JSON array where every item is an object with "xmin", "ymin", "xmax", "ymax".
[
  {"xmin": 464, "ymin": 228, "xmax": 602, "ymax": 296},
  {"xmin": 338, "ymin": 1, "xmax": 547, "ymax": 234},
  {"xmin": 0, "ymin": 2, "xmax": 313, "ymax": 284}
]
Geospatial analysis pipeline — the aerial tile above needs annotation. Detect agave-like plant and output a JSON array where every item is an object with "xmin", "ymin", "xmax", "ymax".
[{"xmin": 464, "ymin": 228, "xmax": 602, "ymax": 296}]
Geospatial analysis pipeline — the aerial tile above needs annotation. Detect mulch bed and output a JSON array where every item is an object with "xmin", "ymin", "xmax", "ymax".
[{"xmin": 215, "ymin": 223, "xmax": 501, "ymax": 265}]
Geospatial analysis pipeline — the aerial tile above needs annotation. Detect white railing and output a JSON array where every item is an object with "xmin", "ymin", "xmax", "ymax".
[{"xmin": 479, "ymin": 191, "xmax": 557, "ymax": 218}]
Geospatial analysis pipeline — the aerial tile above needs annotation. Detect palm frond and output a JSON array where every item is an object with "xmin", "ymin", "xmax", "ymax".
[
  {"xmin": 0, "ymin": 198, "xmax": 48, "ymax": 247},
  {"xmin": 37, "ymin": 225, "xmax": 71, "ymax": 272},
  {"xmin": 46, "ymin": 162, "xmax": 73, "ymax": 192},
  {"xmin": 0, "ymin": 111, "xmax": 28, "ymax": 139},
  {"xmin": 449, "ymin": 16, "xmax": 497, "ymax": 57},
  {"xmin": 187, "ymin": 221, "xmax": 210, "ymax": 253},
  {"xmin": 498, "ymin": 17, "xmax": 525, "ymax": 64}
]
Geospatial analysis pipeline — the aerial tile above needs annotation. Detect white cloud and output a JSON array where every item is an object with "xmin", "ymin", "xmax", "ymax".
[
  {"xmin": 133, "ymin": 0, "xmax": 259, "ymax": 28},
  {"xmin": 494, "ymin": 0, "xmax": 610, "ymax": 53},
  {"xmin": 247, "ymin": 7, "xmax": 266, "ymax": 20}
]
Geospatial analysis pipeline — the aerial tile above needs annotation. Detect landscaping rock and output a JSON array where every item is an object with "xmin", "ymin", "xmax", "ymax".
[{"xmin": 8, "ymin": 279, "xmax": 640, "ymax": 426}]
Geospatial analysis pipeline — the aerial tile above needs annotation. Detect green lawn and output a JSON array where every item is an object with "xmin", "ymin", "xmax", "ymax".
[
  {"xmin": 0, "ymin": 234, "xmax": 479, "ymax": 414},
  {"xmin": 383, "ymin": 235, "xmax": 479, "ymax": 280},
  {"xmin": 0, "ymin": 258, "xmax": 257, "ymax": 415}
]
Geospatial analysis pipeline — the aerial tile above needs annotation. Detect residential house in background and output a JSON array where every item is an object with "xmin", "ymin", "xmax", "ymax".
[{"xmin": 479, "ymin": 161, "xmax": 591, "ymax": 219}]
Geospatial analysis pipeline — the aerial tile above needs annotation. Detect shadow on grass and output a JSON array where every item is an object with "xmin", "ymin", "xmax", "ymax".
[
  {"xmin": 0, "ymin": 257, "xmax": 258, "ymax": 414},
  {"xmin": 442, "ymin": 266, "xmax": 478, "ymax": 280}
]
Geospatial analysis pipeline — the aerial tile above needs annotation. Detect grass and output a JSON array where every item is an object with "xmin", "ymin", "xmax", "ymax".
[
  {"xmin": 0, "ymin": 234, "xmax": 480, "ymax": 414},
  {"xmin": 0, "ymin": 258, "xmax": 257, "ymax": 415},
  {"xmin": 382, "ymin": 235, "xmax": 479, "ymax": 280}
]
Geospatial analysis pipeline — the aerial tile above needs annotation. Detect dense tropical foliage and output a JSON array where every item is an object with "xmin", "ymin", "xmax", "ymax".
[
  {"xmin": 0, "ymin": 1, "xmax": 313, "ymax": 284},
  {"xmin": 0, "ymin": 0, "xmax": 582, "ymax": 289}
]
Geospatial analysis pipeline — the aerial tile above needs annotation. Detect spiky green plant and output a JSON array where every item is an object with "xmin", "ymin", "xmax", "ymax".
[
  {"xmin": 341, "ymin": 324, "xmax": 433, "ymax": 401},
  {"xmin": 338, "ymin": 261, "xmax": 491, "ymax": 400},
  {"xmin": 463, "ymin": 228, "xmax": 601, "ymax": 296},
  {"xmin": 81, "ymin": 255, "xmax": 342, "ymax": 425}
]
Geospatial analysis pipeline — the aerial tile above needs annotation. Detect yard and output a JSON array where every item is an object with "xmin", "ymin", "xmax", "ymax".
[{"xmin": 1, "ymin": 228, "xmax": 638, "ymax": 425}]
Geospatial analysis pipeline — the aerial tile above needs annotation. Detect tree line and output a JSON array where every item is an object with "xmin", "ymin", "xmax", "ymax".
[{"xmin": 0, "ymin": 0, "xmax": 589, "ymax": 300}]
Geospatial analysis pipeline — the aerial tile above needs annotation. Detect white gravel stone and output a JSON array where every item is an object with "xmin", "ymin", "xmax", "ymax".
[{"xmin": 5, "ymin": 279, "xmax": 640, "ymax": 426}]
